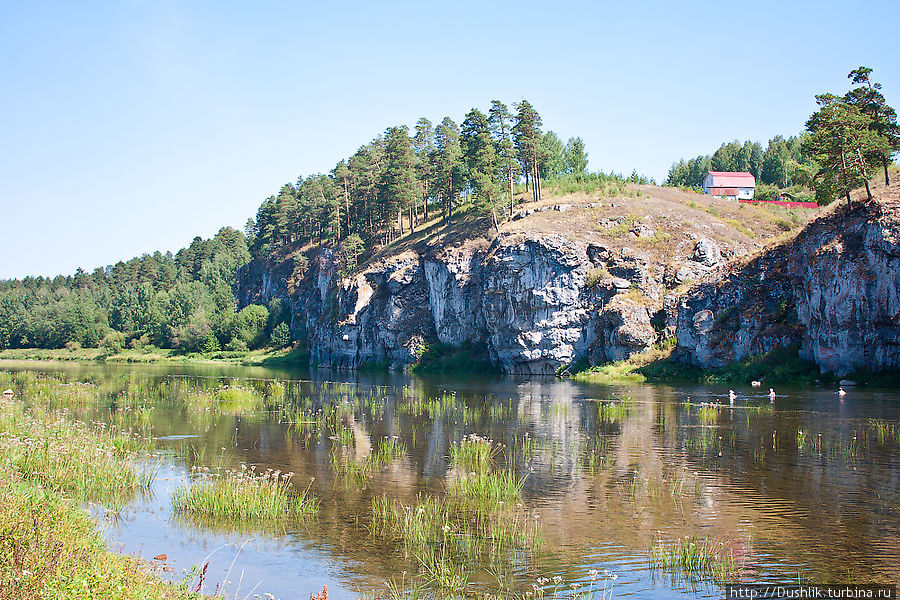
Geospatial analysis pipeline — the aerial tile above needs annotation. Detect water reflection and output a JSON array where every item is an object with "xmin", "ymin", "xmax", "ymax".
[{"xmin": 1, "ymin": 361, "xmax": 898, "ymax": 599}]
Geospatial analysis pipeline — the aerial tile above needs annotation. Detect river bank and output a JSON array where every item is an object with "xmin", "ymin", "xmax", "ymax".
[
  {"xmin": 0, "ymin": 346, "xmax": 307, "ymax": 367},
  {"xmin": 0, "ymin": 392, "xmax": 204, "ymax": 600}
]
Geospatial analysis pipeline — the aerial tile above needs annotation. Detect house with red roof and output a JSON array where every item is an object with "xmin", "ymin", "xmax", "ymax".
[{"xmin": 702, "ymin": 171, "xmax": 755, "ymax": 200}]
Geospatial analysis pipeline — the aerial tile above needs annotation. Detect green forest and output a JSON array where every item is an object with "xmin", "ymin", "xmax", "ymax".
[
  {"xmin": 1, "ymin": 67, "xmax": 897, "ymax": 355},
  {"xmin": 665, "ymin": 67, "xmax": 899, "ymax": 205},
  {"xmin": 0, "ymin": 99, "xmax": 601, "ymax": 353}
]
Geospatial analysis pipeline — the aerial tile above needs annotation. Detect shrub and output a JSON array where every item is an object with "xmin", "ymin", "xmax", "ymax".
[
  {"xmin": 101, "ymin": 331, "xmax": 126, "ymax": 354},
  {"xmin": 270, "ymin": 322, "xmax": 292, "ymax": 348}
]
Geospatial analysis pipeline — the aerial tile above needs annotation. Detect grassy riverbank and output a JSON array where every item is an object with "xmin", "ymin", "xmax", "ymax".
[
  {"xmin": 571, "ymin": 342, "xmax": 900, "ymax": 387},
  {"xmin": 0, "ymin": 345, "xmax": 308, "ymax": 368},
  {"xmin": 0, "ymin": 396, "xmax": 203, "ymax": 599},
  {"xmin": 571, "ymin": 342, "xmax": 826, "ymax": 386}
]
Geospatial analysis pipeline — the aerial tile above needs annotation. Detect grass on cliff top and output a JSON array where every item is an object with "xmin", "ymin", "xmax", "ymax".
[{"xmin": 572, "ymin": 341, "xmax": 827, "ymax": 386}]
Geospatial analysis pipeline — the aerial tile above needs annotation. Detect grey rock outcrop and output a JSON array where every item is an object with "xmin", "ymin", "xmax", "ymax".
[
  {"xmin": 235, "ymin": 192, "xmax": 900, "ymax": 377},
  {"xmin": 675, "ymin": 196, "xmax": 900, "ymax": 375},
  {"xmin": 237, "ymin": 233, "xmax": 675, "ymax": 374}
]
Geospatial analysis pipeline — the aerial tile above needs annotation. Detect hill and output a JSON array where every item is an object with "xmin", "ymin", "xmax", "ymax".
[{"xmin": 235, "ymin": 182, "xmax": 830, "ymax": 374}]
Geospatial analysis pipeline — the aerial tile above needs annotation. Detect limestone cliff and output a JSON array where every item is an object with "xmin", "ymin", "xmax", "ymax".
[
  {"xmin": 674, "ymin": 191, "xmax": 900, "ymax": 376},
  {"xmin": 235, "ymin": 186, "xmax": 899, "ymax": 376}
]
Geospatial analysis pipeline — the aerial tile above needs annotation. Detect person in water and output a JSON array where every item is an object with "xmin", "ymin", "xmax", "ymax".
[
  {"xmin": 728, "ymin": 389, "xmax": 736, "ymax": 404},
  {"xmin": 768, "ymin": 388, "xmax": 776, "ymax": 403}
]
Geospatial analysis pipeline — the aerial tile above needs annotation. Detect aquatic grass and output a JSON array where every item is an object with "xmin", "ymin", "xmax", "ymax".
[
  {"xmin": 31, "ymin": 379, "xmax": 100, "ymax": 406},
  {"xmin": 371, "ymin": 494, "xmax": 541, "ymax": 561},
  {"xmin": 446, "ymin": 470, "xmax": 526, "ymax": 503},
  {"xmin": 0, "ymin": 399, "xmax": 155, "ymax": 504},
  {"xmin": 530, "ymin": 571, "xmax": 618, "ymax": 600},
  {"xmin": 697, "ymin": 403, "xmax": 722, "ymax": 424},
  {"xmin": 182, "ymin": 383, "xmax": 265, "ymax": 415},
  {"xmin": 684, "ymin": 429, "xmax": 724, "ymax": 456},
  {"xmin": 649, "ymin": 535, "xmax": 740, "ymax": 582},
  {"xmin": 869, "ymin": 419, "xmax": 899, "ymax": 445},
  {"xmin": 595, "ymin": 399, "xmax": 632, "ymax": 422},
  {"xmin": 172, "ymin": 465, "xmax": 316, "ymax": 522},
  {"xmin": 450, "ymin": 434, "xmax": 496, "ymax": 473},
  {"xmin": 330, "ymin": 436, "xmax": 407, "ymax": 482},
  {"xmin": 416, "ymin": 545, "xmax": 468, "ymax": 592}
]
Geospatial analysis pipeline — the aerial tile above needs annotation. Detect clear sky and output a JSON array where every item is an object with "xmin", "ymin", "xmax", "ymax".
[{"xmin": 2, "ymin": 0, "xmax": 898, "ymax": 279}]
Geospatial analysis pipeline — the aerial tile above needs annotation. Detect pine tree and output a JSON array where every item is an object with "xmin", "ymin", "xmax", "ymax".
[
  {"xmin": 513, "ymin": 100, "xmax": 543, "ymax": 203},
  {"xmin": 844, "ymin": 66, "xmax": 900, "ymax": 185},
  {"xmin": 803, "ymin": 94, "xmax": 890, "ymax": 208},
  {"xmin": 462, "ymin": 108, "xmax": 504, "ymax": 230},
  {"xmin": 380, "ymin": 126, "xmax": 419, "ymax": 241},
  {"xmin": 488, "ymin": 100, "xmax": 517, "ymax": 217},
  {"xmin": 434, "ymin": 118, "xmax": 462, "ymax": 225},
  {"xmin": 413, "ymin": 118, "xmax": 435, "ymax": 223}
]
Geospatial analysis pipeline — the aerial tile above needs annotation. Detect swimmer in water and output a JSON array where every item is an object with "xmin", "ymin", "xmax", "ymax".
[
  {"xmin": 768, "ymin": 388, "xmax": 776, "ymax": 403},
  {"xmin": 728, "ymin": 389, "xmax": 736, "ymax": 405}
]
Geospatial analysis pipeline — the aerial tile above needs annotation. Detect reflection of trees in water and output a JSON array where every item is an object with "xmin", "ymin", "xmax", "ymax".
[{"xmin": 12, "ymin": 364, "xmax": 899, "ymax": 586}]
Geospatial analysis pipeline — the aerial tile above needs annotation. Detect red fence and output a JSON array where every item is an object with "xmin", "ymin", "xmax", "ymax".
[{"xmin": 738, "ymin": 199, "xmax": 818, "ymax": 209}]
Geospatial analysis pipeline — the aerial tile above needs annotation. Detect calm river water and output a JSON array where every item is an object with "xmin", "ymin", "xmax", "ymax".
[{"xmin": 3, "ymin": 361, "xmax": 898, "ymax": 599}]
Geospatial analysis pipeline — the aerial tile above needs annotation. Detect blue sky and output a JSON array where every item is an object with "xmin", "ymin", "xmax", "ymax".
[{"xmin": 2, "ymin": 0, "xmax": 898, "ymax": 279}]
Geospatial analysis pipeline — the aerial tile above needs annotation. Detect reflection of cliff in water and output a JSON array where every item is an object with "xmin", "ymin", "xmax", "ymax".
[{"xmin": 14, "ymin": 363, "xmax": 899, "ymax": 588}]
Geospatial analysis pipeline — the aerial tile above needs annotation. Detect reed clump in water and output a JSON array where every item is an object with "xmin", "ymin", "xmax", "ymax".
[
  {"xmin": 331, "ymin": 436, "xmax": 407, "ymax": 481},
  {"xmin": 649, "ymin": 535, "xmax": 740, "ymax": 582},
  {"xmin": 446, "ymin": 434, "xmax": 525, "ymax": 503},
  {"xmin": 371, "ymin": 493, "xmax": 542, "ymax": 589},
  {"xmin": 450, "ymin": 434, "xmax": 495, "ymax": 472},
  {"xmin": 172, "ymin": 465, "xmax": 316, "ymax": 521},
  {"xmin": 869, "ymin": 419, "xmax": 899, "ymax": 445}
]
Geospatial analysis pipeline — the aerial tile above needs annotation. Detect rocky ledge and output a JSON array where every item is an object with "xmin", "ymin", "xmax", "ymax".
[
  {"xmin": 235, "ymin": 189, "xmax": 899, "ymax": 377},
  {"xmin": 675, "ymin": 193, "xmax": 900, "ymax": 376}
]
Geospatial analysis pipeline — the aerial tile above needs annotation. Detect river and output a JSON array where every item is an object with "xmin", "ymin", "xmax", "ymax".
[{"xmin": 3, "ymin": 360, "xmax": 898, "ymax": 599}]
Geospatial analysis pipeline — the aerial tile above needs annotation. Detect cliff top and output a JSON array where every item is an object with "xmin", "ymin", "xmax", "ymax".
[{"xmin": 361, "ymin": 183, "xmax": 822, "ymax": 274}]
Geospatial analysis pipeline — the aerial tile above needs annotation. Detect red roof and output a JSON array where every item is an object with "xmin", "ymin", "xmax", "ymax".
[{"xmin": 707, "ymin": 171, "xmax": 755, "ymax": 187}]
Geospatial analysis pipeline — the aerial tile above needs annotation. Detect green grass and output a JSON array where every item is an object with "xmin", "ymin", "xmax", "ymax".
[
  {"xmin": 575, "ymin": 342, "xmax": 825, "ymax": 386},
  {"xmin": 0, "ymin": 398, "xmax": 155, "ymax": 504},
  {"xmin": 371, "ymin": 493, "xmax": 541, "ymax": 561},
  {"xmin": 330, "ymin": 436, "xmax": 408, "ymax": 482},
  {"xmin": 172, "ymin": 465, "xmax": 317, "ymax": 522},
  {"xmin": 450, "ymin": 434, "xmax": 496, "ymax": 473},
  {"xmin": 0, "ymin": 476, "xmax": 203, "ymax": 600},
  {"xmin": 412, "ymin": 341, "xmax": 497, "ymax": 375},
  {"xmin": 446, "ymin": 470, "xmax": 525, "ymax": 503},
  {"xmin": 649, "ymin": 535, "xmax": 741, "ymax": 582},
  {"xmin": 869, "ymin": 419, "xmax": 900, "ymax": 445},
  {"xmin": 182, "ymin": 383, "xmax": 266, "ymax": 415},
  {"xmin": 697, "ymin": 403, "xmax": 723, "ymax": 424},
  {"xmin": 0, "ymin": 346, "xmax": 302, "ymax": 367}
]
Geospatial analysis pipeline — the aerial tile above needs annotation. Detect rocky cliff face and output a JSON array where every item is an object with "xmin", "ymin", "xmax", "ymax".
[
  {"xmin": 235, "ymin": 191, "xmax": 899, "ymax": 377},
  {"xmin": 675, "ymin": 194, "xmax": 900, "ymax": 376},
  {"xmin": 236, "ymin": 220, "xmax": 735, "ymax": 374}
]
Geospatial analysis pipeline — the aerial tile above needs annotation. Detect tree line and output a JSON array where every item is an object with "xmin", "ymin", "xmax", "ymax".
[
  {"xmin": 1, "ymin": 99, "xmax": 594, "ymax": 353},
  {"xmin": 0, "ymin": 227, "xmax": 292, "ymax": 353},
  {"xmin": 665, "ymin": 136, "xmax": 813, "ymax": 191},
  {"xmin": 247, "ymin": 99, "xmax": 590, "ymax": 263},
  {"xmin": 665, "ymin": 67, "xmax": 899, "ymax": 206}
]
